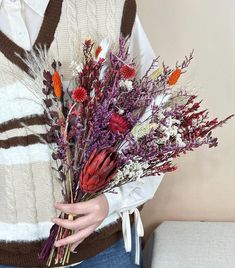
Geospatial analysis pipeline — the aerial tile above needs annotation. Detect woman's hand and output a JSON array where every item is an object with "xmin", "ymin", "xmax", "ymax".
[{"xmin": 52, "ymin": 194, "xmax": 109, "ymax": 252}]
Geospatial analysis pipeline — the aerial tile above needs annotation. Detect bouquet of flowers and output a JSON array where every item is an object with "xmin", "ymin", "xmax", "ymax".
[{"xmin": 23, "ymin": 37, "xmax": 233, "ymax": 266}]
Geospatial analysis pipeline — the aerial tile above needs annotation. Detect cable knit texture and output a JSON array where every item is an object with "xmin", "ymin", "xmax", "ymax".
[
  {"xmin": 0, "ymin": 0, "xmax": 138, "ymax": 267},
  {"xmin": 0, "ymin": 0, "xmax": 126, "ymax": 230}
]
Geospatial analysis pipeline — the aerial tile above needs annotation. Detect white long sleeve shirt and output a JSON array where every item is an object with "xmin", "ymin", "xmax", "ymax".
[{"xmin": 0, "ymin": 0, "xmax": 164, "ymax": 265}]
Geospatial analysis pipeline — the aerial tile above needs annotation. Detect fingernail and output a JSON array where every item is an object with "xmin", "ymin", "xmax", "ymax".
[{"xmin": 70, "ymin": 246, "xmax": 77, "ymax": 253}]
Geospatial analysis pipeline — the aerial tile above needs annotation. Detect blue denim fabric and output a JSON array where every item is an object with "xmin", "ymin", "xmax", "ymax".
[
  {"xmin": 0, "ymin": 227, "xmax": 143, "ymax": 268},
  {"xmin": 71, "ymin": 226, "xmax": 143, "ymax": 268}
]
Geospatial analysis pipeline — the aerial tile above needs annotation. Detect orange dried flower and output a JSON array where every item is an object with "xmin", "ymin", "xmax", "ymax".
[
  {"xmin": 168, "ymin": 68, "xmax": 182, "ymax": 86},
  {"xmin": 95, "ymin": 46, "xmax": 102, "ymax": 59},
  {"xmin": 52, "ymin": 71, "xmax": 62, "ymax": 99}
]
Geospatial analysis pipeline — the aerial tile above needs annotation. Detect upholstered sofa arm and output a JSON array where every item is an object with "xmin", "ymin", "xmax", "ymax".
[{"xmin": 143, "ymin": 221, "xmax": 235, "ymax": 268}]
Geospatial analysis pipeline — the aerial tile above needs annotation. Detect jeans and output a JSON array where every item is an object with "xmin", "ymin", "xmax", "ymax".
[{"xmin": 0, "ymin": 227, "xmax": 143, "ymax": 268}]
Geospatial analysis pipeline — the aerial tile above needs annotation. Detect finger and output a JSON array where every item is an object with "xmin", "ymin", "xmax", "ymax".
[
  {"xmin": 52, "ymin": 214, "xmax": 93, "ymax": 230},
  {"xmin": 54, "ymin": 202, "xmax": 87, "ymax": 215},
  {"xmin": 70, "ymin": 239, "xmax": 85, "ymax": 253},
  {"xmin": 54, "ymin": 200, "xmax": 93, "ymax": 215},
  {"xmin": 54, "ymin": 223, "xmax": 98, "ymax": 248},
  {"xmin": 70, "ymin": 223, "xmax": 99, "ymax": 252}
]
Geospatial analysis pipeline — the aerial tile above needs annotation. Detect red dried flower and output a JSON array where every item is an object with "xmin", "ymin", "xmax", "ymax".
[
  {"xmin": 168, "ymin": 68, "xmax": 182, "ymax": 86},
  {"xmin": 109, "ymin": 113, "xmax": 129, "ymax": 134},
  {"xmin": 72, "ymin": 87, "xmax": 87, "ymax": 103},
  {"xmin": 79, "ymin": 148, "xmax": 117, "ymax": 193},
  {"xmin": 120, "ymin": 65, "xmax": 136, "ymax": 79}
]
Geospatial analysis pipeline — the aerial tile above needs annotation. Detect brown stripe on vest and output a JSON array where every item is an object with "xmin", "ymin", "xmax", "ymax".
[
  {"xmin": 0, "ymin": 0, "xmax": 63, "ymax": 75},
  {"xmin": 121, "ymin": 0, "xmax": 137, "ymax": 38},
  {"xmin": 0, "ymin": 0, "xmax": 136, "ymax": 75},
  {"xmin": 0, "ymin": 114, "xmax": 46, "ymax": 133},
  {"xmin": 0, "ymin": 133, "xmax": 53, "ymax": 149},
  {"xmin": 0, "ymin": 206, "xmax": 144, "ymax": 267}
]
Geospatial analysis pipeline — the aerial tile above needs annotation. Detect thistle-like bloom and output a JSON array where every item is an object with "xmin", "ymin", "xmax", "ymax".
[
  {"xmin": 52, "ymin": 71, "xmax": 62, "ymax": 99},
  {"xmin": 109, "ymin": 113, "xmax": 129, "ymax": 134},
  {"xmin": 72, "ymin": 87, "xmax": 87, "ymax": 103},
  {"xmin": 120, "ymin": 65, "xmax": 136, "ymax": 79},
  {"xmin": 79, "ymin": 149, "xmax": 117, "ymax": 193}
]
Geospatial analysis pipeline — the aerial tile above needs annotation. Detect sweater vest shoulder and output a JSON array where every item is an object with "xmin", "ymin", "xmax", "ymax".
[{"xmin": 0, "ymin": 0, "xmax": 137, "ymax": 86}]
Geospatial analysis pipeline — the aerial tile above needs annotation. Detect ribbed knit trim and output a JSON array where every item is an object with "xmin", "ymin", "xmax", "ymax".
[
  {"xmin": 0, "ymin": 0, "xmax": 63, "ymax": 74},
  {"xmin": 0, "ymin": 207, "xmax": 144, "ymax": 267},
  {"xmin": 121, "ymin": 0, "xmax": 137, "ymax": 38}
]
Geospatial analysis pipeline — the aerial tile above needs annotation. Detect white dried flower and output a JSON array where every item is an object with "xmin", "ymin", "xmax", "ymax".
[
  {"xmin": 176, "ymin": 134, "xmax": 186, "ymax": 147},
  {"xmin": 169, "ymin": 125, "xmax": 178, "ymax": 137},
  {"xmin": 113, "ymin": 160, "xmax": 148, "ymax": 183},
  {"xmin": 172, "ymin": 119, "xmax": 181, "ymax": 125},
  {"xmin": 118, "ymin": 109, "xmax": 124, "ymax": 115},
  {"xmin": 142, "ymin": 162, "xmax": 150, "ymax": 169},
  {"xmin": 157, "ymin": 136, "xmax": 168, "ymax": 144},
  {"xmin": 119, "ymin": 80, "xmax": 133, "ymax": 92},
  {"xmin": 158, "ymin": 111, "xmax": 165, "ymax": 120}
]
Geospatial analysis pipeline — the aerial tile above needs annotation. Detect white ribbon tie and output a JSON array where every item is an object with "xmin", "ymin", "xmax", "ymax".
[{"xmin": 120, "ymin": 208, "xmax": 144, "ymax": 265}]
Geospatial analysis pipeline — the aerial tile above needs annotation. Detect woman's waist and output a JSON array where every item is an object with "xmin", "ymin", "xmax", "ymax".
[{"xmin": 0, "ymin": 214, "xmax": 133, "ymax": 267}]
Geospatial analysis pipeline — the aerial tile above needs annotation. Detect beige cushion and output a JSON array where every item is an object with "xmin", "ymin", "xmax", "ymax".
[{"xmin": 144, "ymin": 221, "xmax": 235, "ymax": 268}]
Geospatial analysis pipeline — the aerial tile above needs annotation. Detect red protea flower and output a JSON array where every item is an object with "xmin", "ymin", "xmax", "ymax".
[
  {"xmin": 109, "ymin": 113, "xmax": 129, "ymax": 134},
  {"xmin": 120, "ymin": 65, "xmax": 136, "ymax": 79},
  {"xmin": 168, "ymin": 68, "xmax": 182, "ymax": 86},
  {"xmin": 79, "ymin": 148, "xmax": 117, "ymax": 193},
  {"xmin": 72, "ymin": 87, "xmax": 87, "ymax": 103}
]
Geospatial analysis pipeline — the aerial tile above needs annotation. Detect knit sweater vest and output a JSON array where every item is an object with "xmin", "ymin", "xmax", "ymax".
[{"xmin": 0, "ymin": 0, "xmax": 138, "ymax": 267}]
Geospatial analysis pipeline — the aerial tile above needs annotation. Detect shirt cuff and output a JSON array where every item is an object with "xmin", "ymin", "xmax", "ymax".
[{"xmin": 104, "ymin": 190, "xmax": 122, "ymax": 216}]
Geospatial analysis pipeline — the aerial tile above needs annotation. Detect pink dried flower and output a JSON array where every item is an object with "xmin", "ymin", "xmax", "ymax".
[
  {"xmin": 120, "ymin": 65, "xmax": 136, "ymax": 79},
  {"xmin": 109, "ymin": 113, "xmax": 129, "ymax": 134}
]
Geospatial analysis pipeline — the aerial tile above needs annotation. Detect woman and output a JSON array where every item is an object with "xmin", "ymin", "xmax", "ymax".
[{"xmin": 0, "ymin": 0, "xmax": 163, "ymax": 267}]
